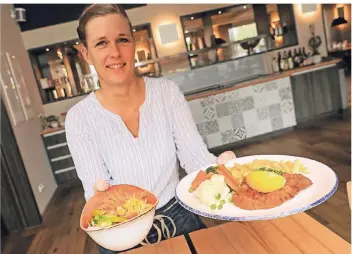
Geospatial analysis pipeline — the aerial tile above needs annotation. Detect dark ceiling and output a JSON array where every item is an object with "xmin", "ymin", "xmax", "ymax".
[{"xmin": 13, "ymin": 4, "xmax": 146, "ymax": 32}]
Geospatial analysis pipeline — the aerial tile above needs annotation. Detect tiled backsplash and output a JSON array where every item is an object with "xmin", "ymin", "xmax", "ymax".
[{"xmin": 188, "ymin": 77, "xmax": 297, "ymax": 148}]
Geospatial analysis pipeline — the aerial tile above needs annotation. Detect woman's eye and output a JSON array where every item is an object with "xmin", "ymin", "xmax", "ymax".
[
  {"xmin": 96, "ymin": 41, "xmax": 107, "ymax": 47},
  {"xmin": 118, "ymin": 38, "xmax": 129, "ymax": 43}
]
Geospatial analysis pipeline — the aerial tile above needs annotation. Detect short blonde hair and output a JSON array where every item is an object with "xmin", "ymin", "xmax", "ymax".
[{"xmin": 77, "ymin": 4, "xmax": 133, "ymax": 47}]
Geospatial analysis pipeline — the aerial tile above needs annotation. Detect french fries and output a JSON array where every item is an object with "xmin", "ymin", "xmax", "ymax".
[{"xmin": 228, "ymin": 159, "xmax": 310, "ymax": 184}]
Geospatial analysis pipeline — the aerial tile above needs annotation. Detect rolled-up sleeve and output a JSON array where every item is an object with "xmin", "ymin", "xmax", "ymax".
[
  {"xmin": 65, "ymin": 110, "xmax": 111, "ymax": 200},
  {"xmin": 169, "ymin": 82, "xmax": 217, "ymax": 173}
]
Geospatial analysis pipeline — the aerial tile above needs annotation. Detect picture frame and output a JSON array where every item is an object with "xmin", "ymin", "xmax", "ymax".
[{"xmin": 158, "ymin": 23, "xmax": 179, "ymax": 44}]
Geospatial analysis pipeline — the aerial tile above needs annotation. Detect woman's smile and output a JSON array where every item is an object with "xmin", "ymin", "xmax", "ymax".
[
  {"xmin": 106, "ymin": 63, "xmax": 127, "ymax": 73},
  {"xmin": 107, "ymin": 63, "xmax": 126, "ymax": 69},
  {"xmin": 81, "ymin": 13, "xmax": 135, "ymax": 86}
]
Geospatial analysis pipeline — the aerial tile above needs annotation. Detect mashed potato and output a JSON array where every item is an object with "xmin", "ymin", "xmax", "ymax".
[{"xmin": 193, "ymin": 174, "xmax": 231, "ymax": 210}]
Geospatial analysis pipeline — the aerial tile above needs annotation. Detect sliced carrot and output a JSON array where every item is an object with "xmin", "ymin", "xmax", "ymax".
[
  {"xmin": 217, "ymin": 165, "xmax": 240, "ymax": 192},
  {"xmin": 190, "ymin": 171, "xmax": 214, "ymax": 192}
]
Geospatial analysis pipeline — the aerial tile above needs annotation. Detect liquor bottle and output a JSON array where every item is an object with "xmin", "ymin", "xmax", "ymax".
[
  {"xmin": 64, "ymin": 77, "xmax": 73, "ymax": 97},
  {"xmin": 306, "ymin": 49, "xmax": 312, "ymax": 65},
  {"xmin": 272, "ymin": 57, "xmax": 279, "ymax": 73},
  {"xmin": 302, "ymin": 47, "xmax": 310, "ymax": 65},
  {"xmin": 301, "ymin": 47, "xmax": 307, "ymax": 66},
  {"xmin": 293, "ymin": 48, "xmax": 299, "ymax": 68},
  {"xmin": 297, "ymin": 47, "xmax": 303, "ymax": 67},
  {"xmin": 283, "ymin": 51, "xmax": 288, "ymax": 71},
  {"xmin": 281, "ymin": 51, "xmax": 285, "ymax": 71},
  {"xmin": 277, "ymin": 25, "xmax": 283, "ymax": 36},
  {"xmin": 277, "ymin": 52, "xmax": 282, "ymax": 71},
  {"xmin": 288, "ymin": 50, "xmax": 294, "ymax": 70}
]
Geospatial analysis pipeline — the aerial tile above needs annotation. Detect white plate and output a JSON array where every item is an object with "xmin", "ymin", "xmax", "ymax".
[{"xmin": 175, "ymin": 155, "xmax": 338, "ymax": 221}]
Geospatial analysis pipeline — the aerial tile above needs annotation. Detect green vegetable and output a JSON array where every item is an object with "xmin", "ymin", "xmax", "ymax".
[
  {"xmin": 215, "ymin": 193, "xmax": 221, "ymax": 200},
  {"xmin": 95, "ymin": 215, "xmax": 104, "ymax": 221},
  {"xmin": 188, "ymin": 187, "xmax": 193, "ymax": 193},
  {"xmin": 210, "ymin": 204, "xmax": 217, "ymax": 210},
  {"xmin": 228, "ymin": 196, "xmax": 233, "ymax": 202},
  {"xmin": 206, "ymin": 166, "xmax": 218, "ymax": 174},
  {"xmin": 91, "ymin": 219, "xmax": 98, "ymax": 226},
  {"xmin": 218, "ymin": 204, "xmax": 223, "ymax": 210},
  {"xmin": 220, "ymin": 200, "xmax": 225, "ymax": 205}
]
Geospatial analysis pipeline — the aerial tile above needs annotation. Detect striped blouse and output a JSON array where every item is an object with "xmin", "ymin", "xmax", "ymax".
[{"xmin": 65, "ymin": 77, "xmax": 217, "ymax": 208}]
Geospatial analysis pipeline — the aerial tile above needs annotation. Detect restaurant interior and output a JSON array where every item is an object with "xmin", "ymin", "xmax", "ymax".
[{"xmin": 1, "ymin": 3, "xmax": 351, "ymax": 253}]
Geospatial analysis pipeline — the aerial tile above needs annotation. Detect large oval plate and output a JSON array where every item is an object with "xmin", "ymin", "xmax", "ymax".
[{"xmin": 175, "ymin": 155, "xmax": 338, "ymax": 221}]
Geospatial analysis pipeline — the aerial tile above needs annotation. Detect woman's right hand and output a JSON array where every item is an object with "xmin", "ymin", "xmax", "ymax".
[{"xmin": 94, "ymin": 179, "xmax": 110, "ymax": 193}]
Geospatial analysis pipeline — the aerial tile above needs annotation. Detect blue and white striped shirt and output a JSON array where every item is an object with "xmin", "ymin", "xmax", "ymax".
[{"xmin": 65, "ymin": 77, "xmax": 216, "ymax": 208}]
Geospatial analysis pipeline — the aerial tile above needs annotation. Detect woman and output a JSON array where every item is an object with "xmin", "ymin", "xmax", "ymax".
[{"xmin": 65, "ymin": 4, "xmax": 236, "ymax": 254}]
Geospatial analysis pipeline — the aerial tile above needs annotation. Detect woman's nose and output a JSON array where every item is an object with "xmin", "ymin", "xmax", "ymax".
[{"xmin": 109, "ymin": 43, "xmax": 121, "ymax": 58}]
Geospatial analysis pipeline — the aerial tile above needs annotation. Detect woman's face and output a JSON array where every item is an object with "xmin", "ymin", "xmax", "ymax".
[{"xmin": 82, "ymin": 14, "xmax": 135, "ymax": 87}]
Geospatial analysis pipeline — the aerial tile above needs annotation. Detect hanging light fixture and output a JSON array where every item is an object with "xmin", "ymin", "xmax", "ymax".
[{"xmin": 331, "ymin": 6, "xmax": 348, "ymax": 27}]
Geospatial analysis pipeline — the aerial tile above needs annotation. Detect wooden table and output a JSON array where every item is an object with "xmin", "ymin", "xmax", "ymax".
[
  {"xmin": 190, "ymin": 213, "xmax": 351, "ymax": 254},
  {"xmin": 125, "ymin": 212, "xmax": 350, "ymax": 254}
]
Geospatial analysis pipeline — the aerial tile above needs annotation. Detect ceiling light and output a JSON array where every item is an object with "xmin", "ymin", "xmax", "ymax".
[{"xmin": 46, "ymin": 48, "xmax": 49, "ymax": 51}]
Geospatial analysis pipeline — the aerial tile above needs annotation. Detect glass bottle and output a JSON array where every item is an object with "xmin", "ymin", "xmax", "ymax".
[{"xmin": 288, "ymin": 50, "xmax": 294, "ymax": 70}]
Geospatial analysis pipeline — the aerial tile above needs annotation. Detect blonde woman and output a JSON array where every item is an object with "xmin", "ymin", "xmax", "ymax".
[{"xmin": 65, "ymin": 4, "xmax": 236, "ymax": 253}]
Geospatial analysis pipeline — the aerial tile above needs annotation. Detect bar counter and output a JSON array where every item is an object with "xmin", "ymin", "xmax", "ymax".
[
  {"xmin": 182, "ymin": 59, "xmax": 347, "ymax": 150},
  {"xmin": 185, "ymin": 59, "xmax": 341, "ymax": 101}
]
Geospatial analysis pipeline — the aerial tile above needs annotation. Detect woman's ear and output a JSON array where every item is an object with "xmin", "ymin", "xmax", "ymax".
[{"xmin": 80, "ymin": 45, "xmax": 93, "ymax": 65}]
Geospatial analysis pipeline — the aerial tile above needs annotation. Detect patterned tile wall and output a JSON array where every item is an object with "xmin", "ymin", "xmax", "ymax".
[{"xmin": 188, "ymin": 77, "xmax": 297, "ymax": 149}]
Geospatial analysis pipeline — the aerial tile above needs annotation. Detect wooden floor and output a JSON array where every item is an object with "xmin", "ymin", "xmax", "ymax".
[{"xmin": 2, "ymin": 111, "xmax": 351, "ymax": 254}]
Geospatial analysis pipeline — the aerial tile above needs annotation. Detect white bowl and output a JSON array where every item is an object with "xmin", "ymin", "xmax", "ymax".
[
  {"xmin": 80, "ymin": 184, "xmax": 158, "ymax": 251},
  {"xmin": 85, "ymin": 207, "xmax": 156, "ymax": 251}
]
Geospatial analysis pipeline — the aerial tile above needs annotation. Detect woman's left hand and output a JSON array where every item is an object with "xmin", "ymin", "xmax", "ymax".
[{"xmin": 216, "ymin": 151, "xmax": 236, "ymax": 165}]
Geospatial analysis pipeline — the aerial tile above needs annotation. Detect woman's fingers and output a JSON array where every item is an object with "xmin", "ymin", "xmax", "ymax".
[
  {"xmin": 216, "ymin": 151, "xmax": 236, "ymax": 165},
  {"xmin": 94, "ymin": 179, "xmax": 110, "ymax": 193}
]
